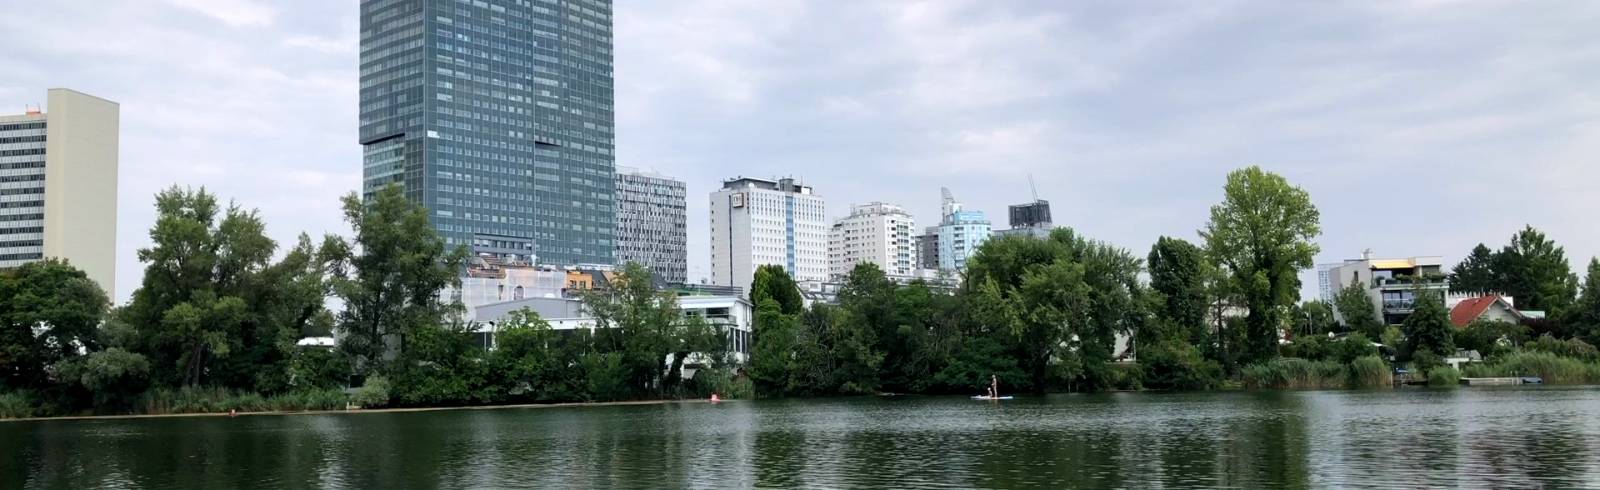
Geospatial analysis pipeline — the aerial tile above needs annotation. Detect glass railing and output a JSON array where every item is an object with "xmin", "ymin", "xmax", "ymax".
[
  {"xmin": 1373, "ymin": 277, "xmax": 1448, "ymax": 288},
  {"xmin": 1382, "ymin": 299, "xmax": 1416, "ymax": 311}
]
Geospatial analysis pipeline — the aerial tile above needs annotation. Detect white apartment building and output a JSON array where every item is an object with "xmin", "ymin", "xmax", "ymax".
[
  {"xmin": 709, "ymin": 177, "xmax": 827, "ymax": 294},
  {"xmin": 828, "ymin": 202, "xmax": 916, "ymax": 279},
  {"xmin": 1323, "ymin": 251, "xmax": 1448, "ymax": 325},
  {"xmin": 0, "ymin": 89, "xmax": 119, "ymax": 294}
]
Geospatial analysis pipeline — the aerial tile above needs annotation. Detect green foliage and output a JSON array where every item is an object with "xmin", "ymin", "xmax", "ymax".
[
  {"xmin": 1139, "ymin": 340, "xmax": 1223, "ymax": 390},
  {"xmin": 1334, "ymin": 284, "xmax": 1383, "ymax": 340},
  {"xmin": 53, "ymin": 348, "xmax": 151, "ymax": 410},
  {"xmin": 748, "ymin": 300, "xmax": 799, "ymax": 396},
  {"xmin": 1202, "ymin": 166, "xmax": 1322, "ymax": 364},
  {"xmin": 1427, "ymin": 366, "xmax": 1461, "ymax": 387},
  {"xmin": 1348, "ymin": 355, "xmax": 1391, "ymax": 389},
  {"xmin": 0, "ymin": 259, "xmax": 110, "ymax": 391},
  {"xmin": 1450, "ymin": 244, "xmax": 1498, "ymax": 295},
  {"xmin": 327, "ymin": 185, "xmax": 467, "ymax": 377},
  {"xmin": 1240, "ymin": 358, "xmax": 1346, "ymax": 389},
  {"xmin": 1462, "ymin": 351, "xmax": 1600, "ymax": 384},
  {"xmin": 750, "ymin": 265, "xmax": 804, "ymax": 316},
  {"xmin": 1401, "ymin": 292, "xmax": 1454, "ymax": 361},
  {"xmin": 1147, "ymin": 237, "xmax": 1210, "ymax": 344},
  {"xmin": 1566, "ymin": 258, "xmax": 1600, "ymax": 345},
  {"xmin": 0, "ymin": 391, "xmax": 43, "ymax": 419},
  {"xmin": 1330, "ymin": 334, "xmax": 1380, "ymax": 364},
  {"xmin": 139, "ymin": 386, "xmax": 349, "ymax": 414},
  {"xmin": 1298, "ymin": 301, "xmax": 1337, "ymax": 337},
  {"xmin": 1521, "ymin": 334, "xmax": 1599, "ymax": 362},
  {"xmin": 1455, "ymin": 320, "xmax": 1527, "ymax": 359},
  {"xmin": 351, "ymin": 376, "xmax": 391, "ymax": 408},
  {"xmin": 1492, "ymin": 226, "xmax": 1578, "ymax": 315}
]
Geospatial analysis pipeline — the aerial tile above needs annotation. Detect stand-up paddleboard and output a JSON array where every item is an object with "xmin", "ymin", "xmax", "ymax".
[{"xmin": 972, "ymin": 395, "xmax": 1014, "ymax": 400}]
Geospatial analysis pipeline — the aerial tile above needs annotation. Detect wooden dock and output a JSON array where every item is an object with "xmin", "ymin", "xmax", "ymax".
[{"xmin": 1459, "ymin": 377, "xmax": 1524, "ymax": 386}]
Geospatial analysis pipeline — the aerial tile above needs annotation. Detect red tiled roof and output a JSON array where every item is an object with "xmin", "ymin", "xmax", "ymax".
[{"xmin": 1450, "ymin": 295, "xmax": 1501, "ymax": 328}]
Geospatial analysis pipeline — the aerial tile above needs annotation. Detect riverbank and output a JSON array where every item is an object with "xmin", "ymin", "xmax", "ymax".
[{"xmin": 0, "ymin": 398, "xmax": 728, "ymax": 423}]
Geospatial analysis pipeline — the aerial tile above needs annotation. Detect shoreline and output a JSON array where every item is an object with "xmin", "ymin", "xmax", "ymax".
[{"xmin": 0, "ymin": 398, "xmax": 727, "ymax": 424}]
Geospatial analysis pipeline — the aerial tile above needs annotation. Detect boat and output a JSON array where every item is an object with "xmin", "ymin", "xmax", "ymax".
[
  {"xmin": 1520, "ymin": 376, "xmax": 1544, "ymax": 385},
  {"xmin": 972, "ymin": 395, "xmax": 1014, "ymax": 400}
]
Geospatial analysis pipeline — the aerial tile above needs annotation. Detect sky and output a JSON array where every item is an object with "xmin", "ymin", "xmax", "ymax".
[{"xmin": 4, "ymin": 0, "xmax": 1599, "ymax": 303}]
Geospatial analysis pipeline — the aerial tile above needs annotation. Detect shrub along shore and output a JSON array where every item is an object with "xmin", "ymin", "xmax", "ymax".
[{"xmin": 7, "ymin": 166, "xmax": 1600, "ymax": 419}]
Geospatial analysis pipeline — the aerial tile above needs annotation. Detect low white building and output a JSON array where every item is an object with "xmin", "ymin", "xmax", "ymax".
[
  {"xmin": 828, "ymin": 202, "xmax": 916, "ymax": 280},
  {"xmin": 470, "ymin": 292, "xmax": 755, "ymax": 364}
]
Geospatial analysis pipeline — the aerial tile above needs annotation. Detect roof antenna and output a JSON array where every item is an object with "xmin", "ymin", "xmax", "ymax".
[{"xmin": 1028, "ymin": 174, "xmax": 1039, "ymax": 202}]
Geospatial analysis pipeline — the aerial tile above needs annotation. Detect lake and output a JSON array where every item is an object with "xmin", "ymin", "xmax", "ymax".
[{"xmin": 4, "ymin": 387, "xmax": 1600, "ymax": 488}]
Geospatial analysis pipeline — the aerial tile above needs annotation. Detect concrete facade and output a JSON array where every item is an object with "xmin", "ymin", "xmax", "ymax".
[
  {"xmin": 828, "ymin": 202, "xmax": 916, "ymax": 280},
  {"xmin": 709, "ymin": 177, "xmax": 827, "ymax": 294},
  {"xmin": 0, "ymin": 89, "xmax": 118, "ymax": 294},
  {"xmin": 1324, "ymin": 253, "xmax": 1447, "ymax": 325}
]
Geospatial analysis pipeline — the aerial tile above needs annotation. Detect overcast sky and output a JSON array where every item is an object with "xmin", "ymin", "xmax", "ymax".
[{"xmin": 5, "ymin": 0, "xmax": 1599, "ymax": 302}]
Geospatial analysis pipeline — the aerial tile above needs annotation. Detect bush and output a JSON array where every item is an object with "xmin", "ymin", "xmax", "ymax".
[
  {"xmin": 1347, "ymin": 355, "xmax": 1391, "ymax": 389},
  {"xmin": 141, "ymin": 386, "xmax": 233, "ymax": 414},
  {"xmin": 1140, "ymin": 341, "xmax": 1223, "ymax": 390},
  {"xmin": 1282, "ymin": 335, "xmax": 1330, "ymax": 361},
  {"xmin": 1330, "ymin": 334, "xmax": 1380, "ymax": 364},
  {"xmin": 1240, "ymin": 358, "xmax": 1347, "ymax": 389},
  {"xmin": 1427, "ymin": 366, "xmax": 1461, "ymax": 387},
  {"xmin": 1462, "ymin": 351, "xmax": 1600, "ymax": 384},
  {"xmin": 1522, "ymin": 335, "xmax": 1600, "ymax": 362},
  {"xmin": 684, "ymin": 367, "xmax": 754, "ymax": 399},
  {"xmin": 0, "ymin": 391, "xmax": 41, "ymax": 419},
  {"xmin": 1105, "ymin": 362, "xmax": 1144, "ymax": 391},
  {"xmin": 351, "ymin": 376, "xmax": 391, "ymax": 408}
]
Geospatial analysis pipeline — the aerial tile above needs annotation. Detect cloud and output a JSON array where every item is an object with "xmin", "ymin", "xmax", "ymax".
[{"xmin": 164, "ymin": 0, "xmax": 277, "ymax": 27}]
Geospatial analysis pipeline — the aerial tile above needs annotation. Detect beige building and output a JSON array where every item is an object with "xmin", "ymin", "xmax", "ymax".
[
  {"xmin": 828, "ymin": 202, "xmax": 916, "ymax": 280},
  {"xmin": 0, "ymin": 89, "xmax": 119, "ymax": 294}
]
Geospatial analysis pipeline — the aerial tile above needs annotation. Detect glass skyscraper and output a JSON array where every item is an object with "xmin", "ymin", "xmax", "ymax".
[{"xmin": 360, "ymin": 0, "xmax": 615, "ymax": 266}]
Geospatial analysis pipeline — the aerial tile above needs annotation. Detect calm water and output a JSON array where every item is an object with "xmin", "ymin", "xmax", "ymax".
[{"xmin": 4, "ymin": 387, "xmax": 1600, "ymax": 488}]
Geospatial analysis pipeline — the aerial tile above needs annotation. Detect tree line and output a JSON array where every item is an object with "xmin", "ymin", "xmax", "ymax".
[{"xmin": 1, "ymin": 186, "xmax": 742, "ymax": 417}]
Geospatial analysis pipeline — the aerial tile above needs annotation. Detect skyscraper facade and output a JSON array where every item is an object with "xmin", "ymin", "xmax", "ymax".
[
  {"xmin": 936, "ymin": 188, "xmax": 991, "ymax": 272},
  {"xmin": 709, "ymin": 177, "xmax": 827, "ymax": 294},
  {"xmin": 827, "ymin": 202, "xmax": 915, "ymax": 280},
  {"xmin": 359, "ymin": 0, "xmax": 615, "ymax": 266},
  {"xmin": 615, "ymin": 167, "xmax": 687, "ymax": 284},
  {"xmin": 0, "ymin": 89, "xmax": 119, "ymax": 295}
]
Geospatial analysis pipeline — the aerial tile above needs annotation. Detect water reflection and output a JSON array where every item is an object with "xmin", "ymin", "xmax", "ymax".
[{"xmin": 4, "ymin": 387, "xmax": 1600, "ymax": 488}]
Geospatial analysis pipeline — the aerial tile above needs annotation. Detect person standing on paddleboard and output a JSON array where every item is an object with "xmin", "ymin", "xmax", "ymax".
[{"xmin": 990, "ymin": 374, "xmax": 999, "ymax": 399}]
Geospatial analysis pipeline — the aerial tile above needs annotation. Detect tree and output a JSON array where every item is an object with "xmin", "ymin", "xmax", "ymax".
[
  {"xmin": 1565, "ymin": 259, "xmax": 1600, "ymax": 345},
  {"xmin": 747, "ymin": 299, "xmax": 799, "ymax": 396},
  {"xmin": 1299, "ymin": 301, "xmax": 1336, "ymax": 337},
  {"xmin": 1493, "ymin": 226, "xmax": 1578, "ymax": 314},
  {"xmin": 1202, "ymin": 166, "xmax": 1321, "ymax": 364},
  {"xmin": 1334, "ymin": 284, "xmax": 1384, "ymax": 340},
  {"xmin": 1450, "ymin": 244, "xmax": 1498, "ymax": 295},
  {"xmin": 1147, "ymin": 236, "xmax": 1209, "ymax": 344},
  {"xmin": 832, "ymin": 263, "xmax": 893, "ymax": 394},
  {"xmin": 121, "ymin": 187, "xmax": 281, "ymax": 387},
  {"xmin": 750, "ymin": 265, "xmax": 804, "ymax": 316},
  {"xmin": 0, "ymin": 260, "xmax": 110, "ymax": 390},
  {"xmin": 492, "ymin": 308, "xmax": 586, "ymax": 401},
  {"xmin": 327, "ymin": 185, "xmax": 467, "ymax": 376},
  {"xmin": 582, "ymin": 263, "xmax": 689, "ymax": 397},
  {"xmin": 1401, "ymin": 291, "xmax": 1454, "ymax": 363}
]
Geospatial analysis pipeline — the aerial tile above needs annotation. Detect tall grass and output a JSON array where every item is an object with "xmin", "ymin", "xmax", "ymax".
[
  {"xmin": 1427, "ymin": 366, "xmax": 1461, "ymax": 387},
  {"xmin": 1462, "ymin": 351, "xmax": 1600, "ymax": 384},
  {"xmin": 140, "ymin": 387, "xmax": 349, "ymax": 415},
  {"xmin": 0, "ymin": 391, "xmax": 41, "ymax": 419},
  {"xmin": 1348, "ymin": 356, "xmax": 1392, "ymax": 389},
  {"xmin": 1241, "ymin": 358, "xmax": 1348, "ymax": 389}
]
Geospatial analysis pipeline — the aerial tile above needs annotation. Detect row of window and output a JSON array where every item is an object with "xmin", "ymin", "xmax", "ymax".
[
  {"xmin": 0, "ymin": 252, "xmax": 42, "ymax": 261},
  {"xmin": 0, "ymin": 135, "xmax": 45, "ymax": 145},
  {"xmin": 0, "ymin": 123, "xmax": 44, "ymax": 132},
  {"xmin": 0, "ymin": 149, "xmax": 44, "ymax": 158}
]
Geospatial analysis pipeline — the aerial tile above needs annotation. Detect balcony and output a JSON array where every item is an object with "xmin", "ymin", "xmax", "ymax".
[
  {"xmin": 1382, "ymin": 299, "xmax": 1416, "ymax": 313},
  {"xmin": 1373, "ymin": 275, "xmax": 1448, "ymax": 290}
]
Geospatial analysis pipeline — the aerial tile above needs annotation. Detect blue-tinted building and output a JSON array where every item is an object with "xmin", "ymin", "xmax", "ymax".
[{"xmin": 360, "ymin": 0, "xmax": 615, "ymax": 266}]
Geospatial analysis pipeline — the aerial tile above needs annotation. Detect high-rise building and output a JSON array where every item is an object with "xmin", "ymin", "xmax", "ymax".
[
  {"xmin": 1009, "ymin": 199, "xmax": 1052, "ymax": 229},
  {"xmin": 709, "ymin": 177, "xmax": 827, "ymax": 294},
  {"xmin": 828, "ymin": 202, "xmax": 915, "ymax": 280},
  {"xmin": 916, "ymin": 227, "xmax": 940, "ymax": 270},
  {"xmin": 937, "ymin": 188, "xmax": 991, "ymax": 271},
  {"xmin": 615, "ymin": 167, "xmax": 686, "ymax": 284},
  {"xmin": 359, "ymin": 0, "xmax": 615, "ymax": 266},
  {"xmin": 0, "ymin": 89, "xmax": 118, "ymax": 294}
]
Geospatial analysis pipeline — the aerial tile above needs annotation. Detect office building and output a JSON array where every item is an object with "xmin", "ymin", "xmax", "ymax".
[
  {"xmin": 916, "ymin": 227, "xmax": 940, "ymax": 270},
  {"xmin": 828, "ymin": 202, "xmax": 916, "ymax": 280},
  {"xmin": 0, "ymin": 89, "xmax": 118, "ymax": 294},
  {"xmin": 615, "ymin": 167, "xmax": 686, "ymax": 284},
  {"xmin": 359, "ymin": 0, "xmax": 616, "ymax": 266},
  {"xmin": 936, "ymin": 188, "xmax": 991, "ymax": 271},
  {"xmin": 1324, "ymin": 251, "xmax": 1448, "ymax": 325},
  {"xmin": 709, "ymin": 177, "xmax": 827, "ymax": 294}
]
